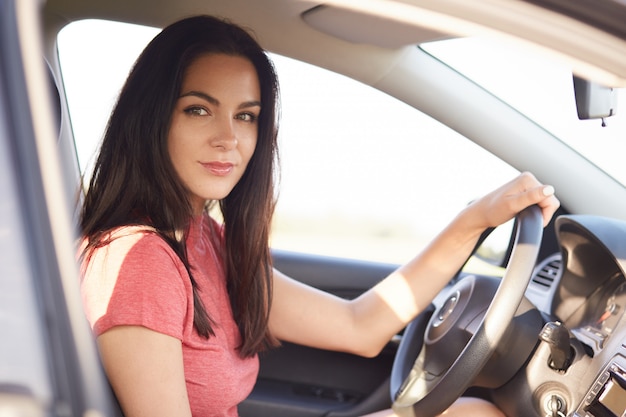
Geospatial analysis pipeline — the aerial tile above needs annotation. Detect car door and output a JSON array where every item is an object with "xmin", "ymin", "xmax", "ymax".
[
  {"xmin": 0, "ymin": 1, "xmax": 118, "ymax": 415},
  {"xmin": 239, "ymin": 250, "xmax": 400, "ymax": 417}
]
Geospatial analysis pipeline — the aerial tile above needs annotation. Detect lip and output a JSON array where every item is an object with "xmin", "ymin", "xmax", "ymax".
[{"xmin": 201, "ymin": 161, "xmax": 234, "ymax": 176}]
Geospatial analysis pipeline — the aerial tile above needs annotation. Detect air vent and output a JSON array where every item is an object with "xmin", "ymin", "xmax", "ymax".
[{"xmin": 531, "ymin": 254, "xmax": 562, "ymax": 290}]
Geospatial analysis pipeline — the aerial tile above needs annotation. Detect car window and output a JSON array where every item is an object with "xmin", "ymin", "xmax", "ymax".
[{"xmin": 58, "ymin": 19, "xmax": 519, "ymax": 265}]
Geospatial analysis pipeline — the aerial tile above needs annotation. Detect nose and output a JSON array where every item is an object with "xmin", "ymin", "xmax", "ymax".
[{"xmin": 210, "ymin": 117, "xmax": 237, "ymax": 150}]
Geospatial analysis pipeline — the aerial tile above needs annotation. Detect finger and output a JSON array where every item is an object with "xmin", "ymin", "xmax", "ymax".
[
  {"xmin": 537, "ymin": 193, "xmax": 560, "ymax": 226},
  {"xmin": 520, "ymin": 184, "xmax": 560, "ymax": 226},
  {"xmin": 506, "ymin": 183, "xmax": 551, "ymax": 209}
]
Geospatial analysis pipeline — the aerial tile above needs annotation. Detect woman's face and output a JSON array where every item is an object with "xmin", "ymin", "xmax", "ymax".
[{"xmin": 168, "ymin": 53, "xmax": 261, "ymax": 214}]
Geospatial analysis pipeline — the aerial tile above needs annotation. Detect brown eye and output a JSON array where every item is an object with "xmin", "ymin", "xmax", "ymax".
[
  {"xmin": 236, "ymin": 112, "xmax": 258, "ymax": 123},
  {"xmin": 184, "ymin": 106, "xmax": 208, "ymax": 116}
]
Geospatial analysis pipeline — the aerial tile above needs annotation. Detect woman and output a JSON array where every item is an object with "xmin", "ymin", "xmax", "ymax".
[{"xmin": 79, "ymin": 15, "xmax": 560, "ymax": 417}]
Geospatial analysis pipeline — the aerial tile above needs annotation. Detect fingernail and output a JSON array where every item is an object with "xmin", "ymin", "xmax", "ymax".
[{"xmin": 542, "ymin": 185, "xmax": 555, "ymax": 196}]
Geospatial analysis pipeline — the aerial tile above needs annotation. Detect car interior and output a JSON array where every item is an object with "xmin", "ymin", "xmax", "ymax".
[{"xmin": 2, "ymin": 0, "xmax": 626, "ymax": 417}]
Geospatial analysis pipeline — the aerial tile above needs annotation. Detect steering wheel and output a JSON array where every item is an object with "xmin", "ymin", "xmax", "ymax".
[{"xmin": 390, "ymin": 205, "xmax": 543, "ymax": 417}]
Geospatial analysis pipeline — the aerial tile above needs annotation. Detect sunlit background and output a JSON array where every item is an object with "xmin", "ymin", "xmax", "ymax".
[{"xmin": 58, "ymin": 20, "xmax": 625, "ymax": 265}]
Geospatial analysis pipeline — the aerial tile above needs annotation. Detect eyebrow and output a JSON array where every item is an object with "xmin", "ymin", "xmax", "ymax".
[{"xmin": 179, "ymin": 90, "xmax": 261, "ymax": 109}]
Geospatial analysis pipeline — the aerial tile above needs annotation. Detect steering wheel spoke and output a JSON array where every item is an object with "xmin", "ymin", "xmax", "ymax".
[{"xmin": 394, "ymin": 347, "xmax": 428, "ymax": 408}]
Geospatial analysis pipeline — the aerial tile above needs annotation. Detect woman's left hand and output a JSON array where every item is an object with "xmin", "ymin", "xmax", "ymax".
[{"xmin": 467, "ymin": 171, "xmax": 560, "ymax": 229}]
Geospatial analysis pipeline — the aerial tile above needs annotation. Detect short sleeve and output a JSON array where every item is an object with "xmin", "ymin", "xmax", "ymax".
[{"xmin": 81, "ymin": 230, "xmax": 193, "ymax": 341}]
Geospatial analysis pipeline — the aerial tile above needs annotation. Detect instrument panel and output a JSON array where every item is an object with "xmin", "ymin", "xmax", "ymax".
[{"xmin": 572, "ymin": 274, "xmax": 626, "ymax": 355}]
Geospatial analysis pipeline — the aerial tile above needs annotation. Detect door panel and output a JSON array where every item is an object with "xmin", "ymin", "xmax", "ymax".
[
  {"xmin": 271, "ymin": 249, "xmax": 397, "ymax": 298},
  {"xmin": 240, "ymin": 250, "xmax": 399, "ymax": 416}
]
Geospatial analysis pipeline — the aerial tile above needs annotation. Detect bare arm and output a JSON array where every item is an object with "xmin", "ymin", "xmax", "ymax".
[
  {"xmin": 268, "ymin": 172, "xmax": 560, "ymax": 357},
  {"xmin": 97, "ymin": 326, "xmax": 192, "ymax": 417}
]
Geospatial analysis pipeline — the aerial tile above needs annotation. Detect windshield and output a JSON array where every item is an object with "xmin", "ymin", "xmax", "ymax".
[{"xmin": 423, "ymin": 37, "xmax": 626, "ymax": 188}]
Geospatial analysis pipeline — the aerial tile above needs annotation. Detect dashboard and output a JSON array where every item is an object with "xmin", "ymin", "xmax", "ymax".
[
  {"xmin": 539, "ymin": 215, "xmax": 626, "ymax": 417},
  {"xmin": 494, "ymin": 214, "xmax": 626, "ymax": 417}
]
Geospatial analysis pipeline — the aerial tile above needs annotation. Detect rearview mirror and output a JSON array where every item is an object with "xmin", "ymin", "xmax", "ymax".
[{"xmin": 573, "ymin": 75, "xmax": 618, "ymax": 120}]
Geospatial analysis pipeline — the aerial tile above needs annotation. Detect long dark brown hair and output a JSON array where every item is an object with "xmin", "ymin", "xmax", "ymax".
[{"xmin": 80, "ymin": 15, "xmax": 280, "ymax": 357}]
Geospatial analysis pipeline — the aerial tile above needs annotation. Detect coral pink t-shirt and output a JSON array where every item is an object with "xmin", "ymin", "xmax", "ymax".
[{"xmin": 80, "ymin": 215, "xmax": 258, "ymax": 416}]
